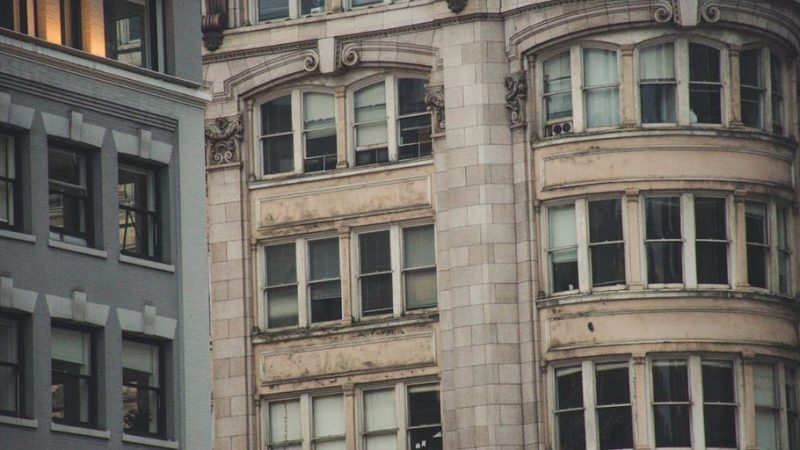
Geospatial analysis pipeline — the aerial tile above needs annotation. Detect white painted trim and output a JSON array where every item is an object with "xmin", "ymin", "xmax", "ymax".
[
  {"xmin": 0, "ymin": 228, "xmax": 36, "ymax": 243},
  {"xmin": 120, "ymin": 254, "xmax": 176, "ymax": 273},
  {"xmin": 0, "ymin": 415, "xmax": 37, "ymax": 429},
  {"xmin": 122, "ymin": 433, "xmax": 180, "ymax": 449},
  {"xmin": 48, "ymin": 240, "xmax": 108, "ymax": 259},
  {"xmin": 51, "ymin": 423, "xmax": 111, "ymax": 439}
]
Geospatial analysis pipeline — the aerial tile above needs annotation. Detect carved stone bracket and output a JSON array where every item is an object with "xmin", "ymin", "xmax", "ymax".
[
  {"xmin": 303, "ymin": 50, "xmax": 320, "ymax": 72},
  {"xmin": 446, "ymin": 0, "xmax": 467, "ymax": 13},
  {"xmin": 653, "ymin": 0, "xmax": 721, "ymax": 26},
  {"xmin": 340, "ymin": 44, "xmax": 360, "ymax": 68},
  {"xmin": 700, "ymin": 0, "xmax": 721, "ymax": 23},
  {"xmin": 424, "ymin": 84, "xmax": 445, "ymax": 135},
  {"xmin": 505, "ymin": 72, "xmax": 527, "ymax": 127},
  {"xmin": 205, "ymin": 114, "xmax": 243, "ymax": 166},
  {"xmin": 202, "ymin": 0, "xmax": 227, "ymax": 51}
]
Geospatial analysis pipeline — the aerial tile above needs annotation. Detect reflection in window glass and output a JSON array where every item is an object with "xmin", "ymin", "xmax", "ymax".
[
  {"xmin": 689, "ymin": 43, "xmax": 722, "ymax": 124},
  {"xmin": 265, "ymin": 243, "xmax": 298, "ymax": 328},
  {"xmin": 359, "ymin": 231, "xmax": 393, "ymax": 315},
  {"xmin": 0, "ymin": 135, "xmax": 16, "ymax": 229},
  {"xmin": 118, "ymin": 164, "xmax": 159, "ymax": 260},
  {"xmin": 48, "ymin": 147, "xmax": 90, "ymax": 246},
  {"xmin": 0, "ymin": 316, "xmax": 21, "ymax": 416},
  {"xmin": 645, "ymin": 197, "xmax": 682, "ymax": 284},
  {"xmin": 51, "ymin": 327, "xmax": 93, "ymax": 426},
  {"xmin": 397, "ymin": 79, "xmax": 432, "ymax": 161},
  {"xmin": 105, "ymin": 0, "xmax": 160, "ymax": 69},
  {"xmin": 122, "ymin": 340, "xmax": 162, "ymax": 437},
  {"xmin": 640, "ymin": 43, "xmax": 676, "ymax": 123},
  {"xmin": 259, "ymin": 0, "xmax": 289, "ymax": 20},
  {"xmin": 262, "ymin": 96, "xmax": 294, "ymax": 175}
]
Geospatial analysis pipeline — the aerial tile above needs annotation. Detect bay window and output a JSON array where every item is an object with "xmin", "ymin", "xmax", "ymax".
[
  {"xmin": 122, "ymin": 339, "xmax": 164, "ymax": 437},
  {"xmin": 744, "ymin": 201, "xmax": 793, "ymax": 295},
  {"xmin": 583, "ymin": 48, "xmax": 620, "ymax": 129},
  {"xmin": 51, "ymin": 325, "xmax": 94, "ymax": 427},
  {"xmin": 0, "ymin": 134, "xmax": 18, "ymax": 230},
  {"xmin": 542, "ymin": 51, "xmax": 573, "ymax": 136},
  {"xmin": 118, "ymin": 162, "xmax": 160, "ymax": 260},
  {"xmin": 639, "ymin": 43, "xmax": 676, "ymax": 123},
  {"xmin": 0, "ymin": 315, "xmax": 22, "ymax": 417},
  {"xmin": 645, "ymin": 197, "xmax": 683, "ymax": 285},
  {"xmin": 303, "ymin": 93, "xmax": 337, "ymax": 173},
  {"xmin": 740, "ymin": 49, "xmax": 764, "ymax": 128},
  {"xmin": 308, "ymin": 238, "xmax": 342, "ymax": 324},
  {"xmin": 588, "ymin": 199, "xmax": 625, "ymax": 287},
  {"xmin": 694, "ymin": 197, "xmax": 728, "ymax": 285},
  {"xmin": 48, "ymin": 145, "xmax": 91, "ymax": 247},
  {"xmin": 264, "ymin": 243, "xmax": 299, "ymax": 328},
  {"xmin": 689, "ymin": 43, "xmax": 723, "ymax": 124},
  {"xmin": 755, "ymin": 364, "xmax": 779, "ymax": 450},
  {"xmin": 104, "ymin": 0, "xmax": 164, "ymax": 71},
  {"xmin": 771, "ymin": 55, "xmax": 785, "ymax": 135},
  {"xmin": 261, "ymin": 95, "xmax": 295, "ymax": 175}
]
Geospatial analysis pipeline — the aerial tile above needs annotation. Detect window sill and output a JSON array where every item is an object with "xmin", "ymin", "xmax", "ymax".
[
  {"xmin": 120, "ymin": 254, "xmax": 175, "ymax": 273},
  {"xmin": 48, "ymin": 239, "xmax": 108, "ymax": 259},
  {"xmin": 0, "ymin": 415, "xmax": 38, "ymax": 429},
  {"xmin": 51, "ymin": 422, "xmax": 110, "ymax": 439},
  {"xmin": 122, "ymin": 433, "xmax": 179, "ymax": 449},
  {"xmin": 0, "ymin": 228, "xmax": 36, "ymax": 243}
]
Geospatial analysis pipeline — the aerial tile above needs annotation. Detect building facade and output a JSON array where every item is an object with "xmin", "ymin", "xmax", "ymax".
[
  {"xmin": 202, "ymin": 1, "xmax": 800, "ymax": 449},
  {"xmin": 0, "ymin": 1, "xmax": 211, "ymax": 449}
]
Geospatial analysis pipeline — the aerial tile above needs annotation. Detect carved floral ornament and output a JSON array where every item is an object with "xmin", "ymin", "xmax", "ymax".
[
  {"xmin": 424, "ymin": 85, "xmax": 445, "ymax": 134},
  {"xmin": 505, "ymin": 72, "xmax": 527, "ymax": 127},
  {"xmin": 654, "ymin": 0, "xmax": 721, "ymax": 27},
  {"xmin": 205, "ymin": 114, "xmax": 243, "ymax": 166}
]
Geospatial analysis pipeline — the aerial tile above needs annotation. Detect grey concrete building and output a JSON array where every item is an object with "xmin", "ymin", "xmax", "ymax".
[
  {"xmin": 202, "ymin": 1, "xmax": 800, "ymax": 450},
  {"xmin": 0, "ymin": 1, "xmax": 211, "ymax": 449}
]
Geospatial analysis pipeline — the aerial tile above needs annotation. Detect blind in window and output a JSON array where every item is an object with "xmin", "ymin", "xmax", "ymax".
[
  {"xmin": 583, "ymin": 49, "xmax": 618, "ymax": 87},
  {"xmin": 309, "ymin": 239, "xmax": 340, "ymax": 281},
  {"xmin": 304, "ymin": 93, "xmax": 335, "ymax": 131},
  {"xmin": 640, "ymin": 44, "xmax": 675, "ymax": 81},
  {"xmin": 313, "ymin": 395, "xmax": 344, "ymax": 438},
  {"xmin": 122, "ymin": 340, "xmax": 159, "ymax": 382},
  {"xmin": 51, "ymin": 327, "xmax": 90, "ymax": 373},
  {"xmin": 355, "ymin": 83, "xmax": 386, "ymax": 123},
  {"xmin": 549, "ymin": 205, "xmax": 576, "ymax": 249},
  {"xmin": 403, "ymin": 226, "xmax": 435, "ymax": 269},
  {"xmin": 270, "ymin": 400, "xmax": 301, "ymax": 443},
  {"xmin": 364, "ymin": 389, "xmax": 395, "ymax": 432}
]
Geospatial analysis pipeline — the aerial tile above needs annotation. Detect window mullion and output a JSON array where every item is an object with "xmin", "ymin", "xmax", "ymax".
[
  {"xmin": 297, "ymin": 239, "xmax": 308, "ymax": 328},
  {"xmin": 683, "ymin": 194, "xmax": 698, "ymax": 288},
  {"xmin": 390, "ymin": 225, "xmax": 402, "ymax": 317},
  {"xmin": 570, "ymin": 46, "xmax": 585, "ymax": 132},
  {"xmin": 576, "ymin": 199, "xmax": 590, "ymax": 292},
  {"xmin": 582, "ymin": 360, "xmax": 598, "ymax": 450},
  {"xmin": 292, "ymin": 91, "xmax": 303, "ymax": 175},
  {"xmin": 689, "ymin": 356, "xmax": 706, "ymax": 450},
  {"xmin": 676, "ymin": 38, "xmax": 691, "ymax": 126},
  {"xmin": 385, "ymin": 76, "xmax": 398, "ymax": 161},
  {"xmin": 395, "ymin": 383, "xmax": 406, "ymax": 450},
  {"xmin": 301, "ymin": 394, "xmax": 312, "ymax": 450}
]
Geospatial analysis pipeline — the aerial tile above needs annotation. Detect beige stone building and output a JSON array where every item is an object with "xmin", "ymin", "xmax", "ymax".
[{"xmin": 201, "ymin": 0, "xmax": 800, "ymax": 449}]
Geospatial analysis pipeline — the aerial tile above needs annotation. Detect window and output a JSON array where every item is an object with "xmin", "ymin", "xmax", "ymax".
[
  {"xmin": 363, "ymin": 389, "xmax": 396, "ymax": 450},
  {"xmin": 694, "ymin": 197, "xmax": 728, "ymax": 285},
  {"xmin": 771, "ymin": 55, "xmax": 785, "ymax": 135},
  {"xmin": 261, "ymin": 95, "xmax": 294, "ymax": 175},
  {"xmin": 0, "ymin": 134, "xmax": 19, "ymax": 230},
  {"xmin": 746, "ymin": 202, "xmax": 769, "ymax": 289},
  {"xmin": 360, "ymin": 385, "xmax": 441, "ymax": 450},
  {"xmin": 303, "ymin": 93, "xmax": 337, "ymax": 173},
  {"xmin": 740, "ymin": 49, "xmax": 764, "ymax": 128},
  {"xmin": 755, "ymin": 364, "xmax": 779, "ymax": 450},
  {"xmin": 403, "ymin": 226, "xmax": 436, "ymax": 310},
  {"xmin": 354, "ymin": 82, "xmax": 389, "ymax": 166},
  {"xmin": 122, "ymin": 339, "xmax": 164, "ymax": 437},
  {"xmin": 0, "ymin": 0, "xmax": 31, "ymax": 33},
  {"xmin": 543, "ymin": 51, "xmax": 572, "ymax": 136},
  {"xmin": 396, "ymin": 79, "xmax": 432, "ymax": 160},
  {"xmin": 104, "ymin": 0, "xmax": 164, "ymax": 70},
  {"xmin": 259, "ymin": 0, "xmax": 289, "ymax": 20},
  {"xmin": 689, "ymin": 43, "xmax": 722, "ymax": 124},
  {"xmin": 51, "ymin": 325, "xmax": 94, "ymax": 427},
  {"xmin": 269, "ymin": 399, "xmax": 301, "ymax": 450},
  {"xmin": 651, "ymin": 357, "xmax": 737, "ymax": 449},
  {"xmin": 547, "ymin": 199, "xmax": 626, "ymax": 294},
  {"xmin": 313, "ymin": 395, "xmax": 345, "ymax": 450},
  {"xmin": 407, "ymin": 386, "xmax": 441, "ymax": 450},
  {"xmin": 777, "ymin": 206, "xmax": 791, "ymax": 295},
  {"xmin": 787, "ymin": 368, "xmax": 800, "ymax": 449},
  {"xmin": 645, "ymin": 197, "xmax": 683, "ymax": 284},
  {"xmin": 264, "ymin": 243, "xmax": 298, "ymax": 328},
  {"xmin": 583, "ymin": 48, "xmax": 619, "ymax": 129},
  {"xmin": 553, "ymin": 362, "xmax": 633, "ymax": 450},
  {"xmin": 639, "ymin": 43, "xmax": 676, "ymax": 123},
  {"xmin": 308, "ymin": 238, "xmax": 342, "ymax": 324},
  {"xmin": 60, "ymin": 0, "xmax": 82, "ymax": 49},
  {"xmin": 0, "ymin": 315, "xmax": 22, "ymax": 417},
  {"xmin": 264, "ymin": 394, "xmax": 345, "ymax": 450},
  {"xmin": 351, "ymin": 0, "xmax": 381, "ymax": 8},
  {"xmin": 48, "ymin": 145, "xmax": 91, "ymax": 246},
  {"xmin": 118, "ymin": 162, "xmax": 160, "ymax": 260},
  {"xmin": 359, "ymin": 230, "xmax": 393, "ymax": 316}
]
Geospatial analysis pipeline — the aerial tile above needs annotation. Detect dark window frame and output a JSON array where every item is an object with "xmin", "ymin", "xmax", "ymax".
[
  {"xmin": 688, "ymin": 42, "xmax": 723, "ymax": 125},
  {"xmin": 0, "ymin": 311, "xmax": 25, "ymax": 418},
  {"xmin": 50, "ymin": 321, "xmax": 98, "ymax": 429},
  {"xmin": 0, "ymin": 131, "xmax": 22, "ymax": 232},
  {"xmin": 118, "ymin": 158, "xmax": 163, "ymax": 262},
  {"xmin": 103, "ymin": 0, "xmax": 164, "ymax": 71},
  {"xmin": 358, "ymin": 230, "xmax": 394, "ymax": 316},
  {"xmin": 396, "ymin": 78, "xmax": 432, "ymax": 161},
  {"xmin": 47, "ymin": 141, "xmax": 94, "ymax": 247},
  {"xmin": 307, "ymin": 237, "xmax": 342, "ymax": 324},
  {"xmin": 644, "ymin": 196, "xmax": 684, "ymax": 285},
  {"xmin": 121, "ymin": 334, "xmax": 167, "ymax": 439}
]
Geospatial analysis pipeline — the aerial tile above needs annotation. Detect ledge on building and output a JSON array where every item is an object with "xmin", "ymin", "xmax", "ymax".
[
  {"xmin": 51, "ymin": 422, "xmax": 111, "ymax": 439},
  {"xmin": 122, "ymin": 433, "xmax": 179, "ymax": 449},
  {"xmin": 0, "ymin": 415, "xmax": 38, "ymax": 429},
  {"xmin": 0, "ymin": 228, "xmax": 36, "ymax": 243},
  {"xmin": 120, "ymin": 254, "xmax": 176, "ymax": 273},
  {"xmin": 48, "ymin": 239, "xmax": 108, "ymax": 259}
]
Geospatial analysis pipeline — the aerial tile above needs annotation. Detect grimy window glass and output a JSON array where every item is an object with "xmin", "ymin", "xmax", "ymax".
[
  {"xmin": 595, "ymin": 363, "xmax": 633, "ymax": 450},
  {"xmin": 354, "ymin": 82, "xmax": 389, "ymax": 166},
  {"xmin": 0, "ymin": 316, "xmax": 21, "ymax": 416},
  {"xmin": 588, "ymin": 199, "xmax": 625, "ymax": 287},
  {"xmin": 258, "ymin": 0, "xmax": 289, "ymax": 21},
  {"xmin": 786, "ymin": 368, "xmax": 800, "ymax": 449},
  {"xmin": 640, "ymin": 43, "xmax": 676, "ymax": 123},
  {"xmin": 689, "ymin": 43, "xmax": 722, "ymax": 124},
  {"xmin": 269, "ymin": 399, "xmax": 302, "ymax": 450},
  {"xmin": 359, "ymin": 231, "xmax": 393, "ymax": 315},
  {"xmin": 118, "ymin": 163, "xmax": 160, "ymax": 260},
  {"xmin": 740, "ymin": 49, "xmax": 764, "ymax": 128},
  {"xmin": 652, "ymin": 360, "xmax": 690, "ymax": 447},
  {"xmin": 265, "ymin": 243, "xmax": 298, "ymax": 328},
  {"xmin": 777, "ymin": 206, "xmax": 791, "ymax": 295},
  {"xmin": 403, "ymin": 225, "xmax": 437, "ymax": 309},
  {"xmin": 771, "ymin": 55, "xmax": 785, "ymax": 135},
  {"xmin": 262, "ymin": 96, "xmax": 294, "ymax": 175},
  {"xmin": 48, "ymin": 146, "xmax": 90, "ymax": 247},
  {"xmin": 745, "ymin": 201, "xmax": 769, "ymax": 289},
  {"xmin": 397, "ymin": 79, "xmax": 432, "ymax": 161},
  {"xmin": 363, "ymin": 389, "xmax": 397, "ymax": 450},
  {"xmin": 51, "ymin": 326, "xmax": 93, "ymax": 427},
  {"xmin": 303, "ymin": 93, "xmax": 337, "ymax": 173},
  {"xmin": 0, "ymin": 134, "xmax": 17, "ymax": 229},
  {"xmin": 104, "ymin": 0, "xmax": 160, "ymax": 70},
  {"xmin": 583, "ymin": 48, "xmax": 620, "ymax": 128},
  {"xmin": 645, "ymin": 197, "xmax": 683, "ymax": 284},
  {"xmin": 694, "ymin": 197, "xmax": 728, "ymax": 284},
  {"xmin": 122, "ymin": 339, "xmax": 163, "ymax": 437},
  {"xmin": 702, "ymin": 360, "xmax": 737, "ymax": 448},
  {"xmin": 313, "ymin": 395, "xmax": 345, "ymax": 450},
  {"xmin": 755, "ymin": 364, "xmax": 779, "ymax": 450},
  {"xmin": 407, "ymin": 386, "xmax": 442, "ymax": 450},
  {"xmin": 555, "ymin": 366, "xmax": 584, "ymax": 450},
  {"xmin": 548, "ymin": 204, "xmax": 578, "ymax": 292},
  {"xmin": 308, "ymin": 238, "xmax": 342, "ymax": 323},
  {"xmin": 543, "ymin": 52, "xmax": 572, "ymax": 123}
]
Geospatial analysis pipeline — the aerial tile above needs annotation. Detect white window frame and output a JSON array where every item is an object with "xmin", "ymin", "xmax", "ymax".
[
  {"xmin": 346, "ymin": 0, "xmax": 391, "ymax": 11},
  {"xmin": 646, "ymin": 355, "xmax": 743, "ymax": 450},
  {"xmin": 542, "ymin": 197, "xmax": 628, "ymax": 296},
  {"xmin": 356, "ymin": 382, "xmax": 440, "ymax": 450},
  {"xmin": 640, "ymin": 193, "xmax": 734, "ymax": 290},
  {"xmin": 744, "ymin": 199, "xmax": 793, "ymax": 296},
  {"xmin": 683, "ymin": 39, "xmax": 728, "ymax": 127},
  {"xmin": 347, "ymin": 74, "xmax": 430, "ymax": 167},
  {"xmin": 739, "ymin": 47, "xmax": 766, "ymax": 130},
  {"xmin": 262, "ymin": 392, "xmax": 345, "ymax": 450},
  {"xmin": 351, "ymin": 221, "xmax": 437, "ymax": 321},
  {"xmin": 581, "ymin": 46, "xmax": 622, "ymax": 130},
  {"xmin": 259, "ymin": 235, "xmax": 343, "ymax": 330},
  {"xmin": 634, "ymin": 40, "xmax": 679, "ymax": 126}
]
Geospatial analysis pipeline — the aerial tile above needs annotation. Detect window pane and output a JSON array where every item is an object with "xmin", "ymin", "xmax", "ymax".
[
  {"xmin": 317, "ymin": 441, "xmax": 345, "ymax": 450},
  {"xmin": 695, "ymin": 198, "xmax": 726, "ymax": 239},
  {"xmin": 258, "ymin": 0, "xmax": 289, "ymax": 20},
  {"xmin": 263, "ymin": 135, "xmax": 294, "ymax": 174},
  {"xmin": 552, "ymin": 248, "xmax": 578, "ymax": 292},
  {"xmin": 270, "ymin": 400, "xmax": 301, "ymax": 443},
  {"xmin": 690, "ymin": 44, "xmax": 721, "ymax": 82},
  {"xmin": 757, "ymin": 409, "xmax": 778, "ymax": 450},
  {"xmin": 598, "ymin": 407, "xmax": 632, "ymax": 450},
  {"xmin": 702, "ymin": 360, "xmax": 734, "ymax": 402},
  {"xmin": 300, "ymin": 0, "xmax": 324, "ymax": 14},
  {"xmin": 545, "ymin": 92, "xmax": 573, "ymax": 121},
  {"xmin": 557, "ymin": 410, "xmax": 585, "ymax": 450},
  {"xmin": 356, "ymin": 147, "xmax": 389, "ymax": 166},
  {"xmin": 51, "ymin": 328, "xmax": 90, "ymax": 375},
  {"xmin": 122, "ymin": 382, "xmax": 159, "ymax": 435},
  {"xmin": 740, "ymin": 49, "xmax": 762, "ymax": 87},
  {"xmin": 646, "ymin": 197, "xmax": 681, "ymax": 239},
  {"xmin": 304, "ymin": 93, "xmax": 335, "ymax": 131},
  {"xmin": 408, "ymin": 388, "xmax": 440, "ymax": 426},
  {"xmin": 313, "ymin": 395, "xmax": 344, "ymax": 438},
  {"xmin": 404, "ymin": 226, "xmax": 435, "ymax": 269},
  {"xmin": 267, "ymin": 286, "xmax": 298, "ymax": 328},
  {"xmin": 0, "ymin": 317, "xmax": 17, "ymax": 364},
  {"xmin": 304, "ymin": 93, "xmax": 337, "ymax": 170},
  {"xmin": 690, "ymin": 85, "xmax": 722, "ymax": 124},
  {"xmin": 263, "ymin": 96, "xmax": 293, "ymax": 135},
  {"xmin": 755, "ymin": 365, "xmax": 776, "ymax": 407},
  {"xmin": 549, "ymin": 205, "xmax": 576, "ymax": 248},
  {"xmin": 654, "ymin": 405, "xmax": 691, "ymax": 447},
  {"xmin": 122, "ymin": 340, "xmax": 159, "ymax": 386},
  {"xmin": 746, "ymin": 202, "xmax": 768, "ymax": 244},
  {"xmin": 356, "ymin": 122, "xmax": 388, "ymax": 147},
  {"xmin": 360, "ymin": 231, "xmax": 391, "ymax": 273},
  {"xmin": 398, "ymin": 79, "xmax": 427, "ymax": 116},
  {"xmin": 0, "ymin": 136, "xmax": 14, "ymax": 227},
  {"xmin": 405, "ymin": 269, "xmax": 436, "ymax": 309},
  {"xmin": 640, "ymin": 43, "xmax": 675, "ymax": 81},
  {"xmin": 596, "ymin": 363, "xmax": 629, "ymax": 405},
  {"xmin": 704, "ymin": 405, "xmax": 737, "ymax": 448},
  {"xmin": 409, "ymin": 427, "xmax": 441, "ymax": 450},
  {"xmin": 589, "ymin": 199, "xmax": 622, "ymax": 243},
  {"xmin": 747, "ymin": 245, "xmax": 768, "ymax": 289},
  {"xmin": 544, "ymin": 52, "xmax": 571, "ymax": 93},
  {"xmin": 365, "ymin": 433, "xmax": 397, "ymax": 450},
  {"xmin": 641, "ymin": 84, "xmax": 676, "ymax": 123},
  {"xmin": 0, "ymin": 365, "xmax": 18, "ymax": 414},
  {"xmin": 266, "ymin": 244, "xmax": 296, "ymax": 286},
  {"xmin": 310, "ymin": 281, "xmax": 342, "ymax": 323},
  {"xmin": 652, "ymin": 360, "xmax": 688, "ymax": 402},
  {"xmin": 647, "ymin": 242, "xmax": 683, "ymax": 284},
  {"xmin": 398, "ymin": 114, "xmax": 432, "ymax": 159},
  {"xmin": 364, "ymin": 389, "xmax": 395, "ymax": 432},
  {"xmin": 591, "ymin": 243, "xmax": 625, "ymax": 287},
  {"xmin": 771, "ymin": 55, "xmax": 784, "ymax": 134},
  {"xmin": 741, "ymin": 86, "xmax": 762, "ymax": 128},
  {"xmin": 361, "ymin": 274, "xmax": 392, "ymax": 315},
  {"xmin": 51, "ymin": 371, "xmax": 90, "ymax": 424},
  {"xmin": 309, "ymin": 239, "xmax": 340, "ymax": 281},
  {"xmin": 355, "ymin": 83, "xmax": 386, "ymax": 123},
  {"xmin": 585, "ymin": 87, "xmax": 620, "ymax": 128},
  {"xmin": 696, "ymin": 242, "xmax": 728, "ymax": 284},
  {"xmin": 556, "ymin": 366, "xmax": 582, "ymax": 409},
  {"xmin": 583, "ymin": 49, "xmax": 618, "ymax": 87},
  {"xmin": 49, "ymin": 148, "xmax": 85, "ymax": 186},
  {"xmin": 104, "ymin": 0, "xmax": 150, "ymax": 68}
]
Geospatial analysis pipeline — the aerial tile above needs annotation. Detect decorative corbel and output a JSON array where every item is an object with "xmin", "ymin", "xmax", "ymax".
[
  {"xmin": 446, "ymin": 0, "xmax": 467, "ymax": 13},
  {"xmin": 205, "ymin": 114, "xmax": 243, "ymax": 166},
  {"xmin": 424, "ymin": 84, "xmax": 445, "ymax": 135},
  {"xmin": 699, "ymin": 0, "xmax": 721, "ymax": 23},
  {"xmin": 202, "ymin": 0, "xmax": 227, "ymax": 51},
  {"xmin": 505, "ymin": 72, "xmax": 528, "ymax": 127},
  {"xmin": 340, "ymin": 43, "xmax": 360, "ymax": 68},
  {"xmin": 653, "ymin": 0, "xmax": 675, "ymax": 24}
]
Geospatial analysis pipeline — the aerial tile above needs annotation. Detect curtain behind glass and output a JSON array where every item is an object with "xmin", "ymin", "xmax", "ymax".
[{"xmin": 313, "ymin": 395, "xmax": 344, "ymax": 438}]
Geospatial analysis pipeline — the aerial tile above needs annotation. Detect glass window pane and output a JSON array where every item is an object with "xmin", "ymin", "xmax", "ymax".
[
  {"xmin": 557, "ymin": 411, "xmax": 585, "ymax": 450},
  {"xmin": 365, "ymin": 433, "xmax": 396, "ymax": 450},
  {"xmin": 583, "ymin": 48, "xmax": 618, "ymax": 87},
  {"xmin": 398, "ymin": 79, "xmax": 427, "ymax": 116},
  {"xmin": 654, "ymin": 405, "xmax": 691, "ymax": 447},
  {"xmin": 640, "ymin": 44, "xmax": 675, "ymax": 81},
  {"xmin": 690, "ymin": 85, "xmax": 722, "ymax": 124},
  {"xmin": 309, "ymin": 239, "xmax": 340, "ymax": 281},
  {"xmin": 747, "ymin": 245, "xmax": 768, "ymax": 289},
  {"xmin": 589, "ymin": 199, "xmax": 622, "ymax": 243},
  {"xmin": 408, "ymin": 387, "xmax": 440, "ymax": 426},
  {"xmin": 545, "ymin": 92, "xmax": 573, "ymax": 121},
  {"xmin": 51, "ymin": 327, "xmax": 90, "ymax": 375},
  {"xmin": 404, "ymin": 226, "xmax": 435, "ymax": 269},
  {"xmin": 0, "ymin": 317, "xmax": 17, "ymax": 364},
  {"xmin": 704, "ymin": 405, "xmax": 737, "ymax": 448},
  {"xmin": 355, "ymin": 83, "xmax": 386, "ymax": 123},
  {"xmin": 398, "ymin": 115, "xmax": 432, "ymax": 148},
  {"xmin": 695, "ymin": 198, "xmax": 726, "ymax": 239},
  {"xmin": 313, "ymin": 395, "xmax": 344, "ymax": 438},
  {"xmin": 267, "ymin": 286, "xmax": 298, "ymax": 328},
  {"xmin": 0, "ymin": 365, "xmax": 18, "ymax": 414},
  {"xmin": 300, "ymin": 0, "xmax": 324, "ymax": 14},
  {"xmin": 263, "ymin": 135, "xmax": 294, "ymax": 175},
  {"xmin": 641, "ymin": 84, "xmax": 676, "ymax": 123},
  {"xmin": 549, "ymin": 205, "xmax": 576, "ymax": 248},
  {"xmin": 304, "ymin": 93, "xmax": 335, "ymax": 131},
  {"xmin": 360, "ymin": 231, "xmax": 391, "ymax": 273},
  {"xmin": 361, "ymin": 274, "xmax": 393, "ymax": 315},
  {"xmin": 598, "ymin": 407, "xmax": 632, "ymax": 450},
  {"xmin": 740, "ymin": 49, "xmax": 762, "ymax": 87},
  {"xmin": 585, "ymin": 87, "xmax": 620, "ymax": 128},
  {"xmin": 647, "ymin": 242, "xmax": 683, "ymax": 284},
  {"xmin": 544, "ymin": 52, "xmax": 571, "ymax": 94},
  {"xmin": 757, "ymin": 409, "xmax": 778, "ymax": 450},
  {"xmin": 591, "ymin": 243, "xmax": 625, "ymax": 287},
  {"xmin": 596, "ymin": 363, "xmax": 629, "ymax": 405},
  {"xmin": 49, "ymin": 148, "xmax": 85, "ymax": 186},
  {"xmin": 702, "ymin": 360, "xmax": 735, "ymax": 402},
  {"xmin": 310, "ymin": 281, "xmax": 342, "ymax": 323},
  {"xmin": 409, "ymin": 426, "xmax": 441, "ymax": 450},
  {"xmin": 356, "ymin": 122, "xmax": 388, "ymax": 147},
  {"xmin": 746, "ymin": 202, "xmax": 768, "ymax": 244},
  {"xmin": 696, "ymin": 242, "xmax": 728, "ymax": 284},
  {"xmin": 262, "ymin": 96, "xmax": 292, "ymax": 135},
  {"xmin": 755, "ymin": 365, "xmax": 776, "ymax": 407},
  {"xmin": 266, "ymin": 244, "xmax": 296, "ymax": 286},
  {"xmin": 258, "ymin": 0, "xmax": 289, "ymax": 20},
  {"xmin": 690, "ymin": 43, "xmax": 721, "ymax": 83},
  {"xmin": 646, "ymin": 197, "xmax": 681, "ymax": 239},
  {"xmin": 364, "ymin": 389, "xmax": 396, "ymax": 432},
  {"xmin": 652, "ymin": 360, "xmax": 688, "ymax": 402},
  {"xmin": 556, "ymin": 366, "xmax": 582, "ymax": 409},
  {"xmin": 104, "ymin": 0, "xmax": 149, "ymax": 68},
  {"xmin": 270, "ymin": 400, "xmax": 301, "ymax": 443},
  {"xmin": 317, "ymin": 440, "xmax": 345, "ymax": 450},
  {"xmin": 122, "ymin": 340, "xmax": 159, "ymax": 386},
  {"xmin": 405, "ymin": 269, "xmax": 437, "ymax": 309}
]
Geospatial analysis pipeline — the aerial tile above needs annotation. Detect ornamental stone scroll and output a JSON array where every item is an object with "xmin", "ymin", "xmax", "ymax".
[
  {"xmin": 424, "ymin": 85, "xmax": 445, "ymax": 135},
  {"xmin": 205, "ymin": 113, "xmax": 243, "ymax": 166}
]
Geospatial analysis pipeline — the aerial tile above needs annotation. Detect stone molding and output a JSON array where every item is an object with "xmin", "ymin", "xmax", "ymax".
[
  {"xmin": 335, "ymin": 40, "xmax": 437, "ymax": 71},
  {"xmin": 46, "ymin": 290, "xmax": 110, "ymax": 327},
  {"xmin": 0, "ymin": 277, "xmax": 37, "ymax": 313},
  {"xmin": 117, "ymin": 304, "xmax": 177, "ymax": 339},
  {"xmin": 0, "ymin": 91, "xmax": 35, "ymax": 129},
  {"xmin": 202, "ymin": 0, "xmax": 228, "ymax": 51},
  {"xmin": 113, "ymin": 129, "xmax": 174, "ymax": 164},
  {"xmin": 505, "ymin": 72, "xmax": 527, "ymax": 127},
  {"xmin": 653, "ymin": 0, "xmax": 721, "ymax": 26},
  {"xmin": 424, "ymin": 84, "xmax": 445, "ymax": 134},
  {"xmin": 41, "ymin": 111, "xmax": 106, "ymax": 148},
  {"xmin": 205, "ymin": 113, "xmax": 243, "ymax": 166}
]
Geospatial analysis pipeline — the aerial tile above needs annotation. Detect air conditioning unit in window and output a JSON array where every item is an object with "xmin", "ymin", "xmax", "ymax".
[{"xmin": 545, "ymin": 121, "xmax": 573, "ymax": 137}]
